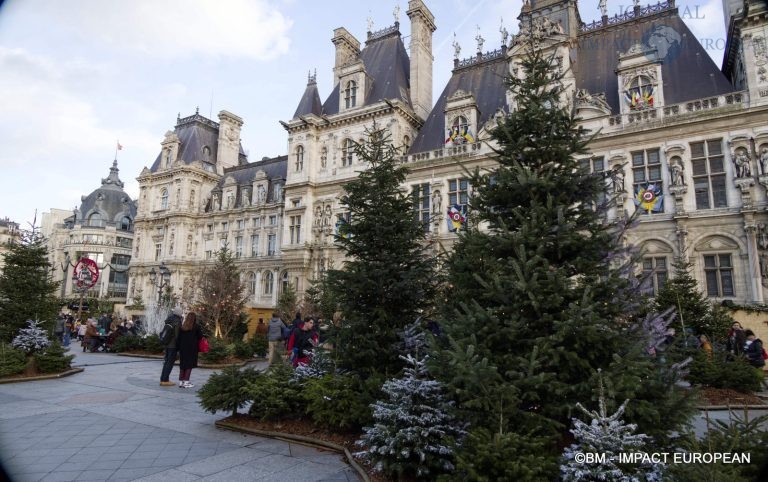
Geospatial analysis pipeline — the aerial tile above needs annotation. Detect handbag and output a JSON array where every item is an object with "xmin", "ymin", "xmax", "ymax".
[{"xmin": 198, "ymin": 337, "xmax": 210, "ymax": 353}]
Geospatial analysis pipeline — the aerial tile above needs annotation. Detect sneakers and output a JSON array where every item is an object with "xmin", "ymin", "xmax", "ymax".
[
  {"xmin": 159, "ymin": 381, "xmax": 175, "ymax": 386},
  {"xmin": 179, "ymin": 381, "xmax": 195, "ymax": 388}
]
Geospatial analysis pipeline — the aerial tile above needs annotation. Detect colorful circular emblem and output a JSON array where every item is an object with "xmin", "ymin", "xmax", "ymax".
[
  {"xmin": 642, "ymin": 190, "xmax": 656, "ymax": 202},
  {"xmin": 73, "ymin": 258, "xmax": 99, "ymax": 290}
]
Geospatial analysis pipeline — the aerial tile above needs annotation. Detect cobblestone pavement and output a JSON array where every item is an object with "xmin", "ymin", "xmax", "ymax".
[{"xmin": 0, "ymin": 349, "xmax": 358, "ymax": 482}]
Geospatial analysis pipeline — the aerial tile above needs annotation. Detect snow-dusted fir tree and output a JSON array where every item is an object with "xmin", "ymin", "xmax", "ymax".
[
  {"xmin": 11, "ymin": 319, "xmax": 51, "ymax": 354},
  {"xmin": 356, "ymin": 354, "xmax": 465, "ymax": 478},
  {"xmin": 292, "ymin": 346, "xmax": 334, "ymax": 381},
  {"xmin": 561, "ymin": 375, "xmax": 664, "ymax": 482}
]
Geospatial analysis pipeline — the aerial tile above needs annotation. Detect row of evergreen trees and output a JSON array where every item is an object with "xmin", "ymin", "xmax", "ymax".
[{"xmin": 316, "ymin": 48, "xmax": 704, "ymax": 479}]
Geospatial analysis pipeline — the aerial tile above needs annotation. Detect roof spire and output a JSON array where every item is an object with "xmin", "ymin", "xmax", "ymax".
[
  {"xmin": 307, "ymin": 69, "xmax": 317, "ymax": 85},
  {"xmin": 101, "ymin": 158, "xmax": 124, "ymax": 189},
  {"xmin": 367, "ymin": 13, "xmax": 374, "ymax": 33},
  {"xmin": 475, "ymin": 25, "xmax": 485, "ymax": 54},
  {"xmin": 393, "ymin": 3, "xmax": 400, "ymax": 24}
]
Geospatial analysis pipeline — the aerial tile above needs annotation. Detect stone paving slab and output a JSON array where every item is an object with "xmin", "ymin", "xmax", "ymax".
[{"xmin": 0, "ymin": 350, "xmax": 355, "ymax": 481}]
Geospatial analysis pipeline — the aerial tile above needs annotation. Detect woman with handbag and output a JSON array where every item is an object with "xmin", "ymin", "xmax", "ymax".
[{"xmin": 177, "ymin": 312, "xmax": 203, "ymax": 388}]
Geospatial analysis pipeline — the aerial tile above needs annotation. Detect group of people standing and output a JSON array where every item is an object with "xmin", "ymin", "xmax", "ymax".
[
  {"xmin": 159, "ymin": 307, "xmax": 204, "ymax": 388},
  {"xmin": 267, "ymin": 312, "xmax": 320, "ymax": 367},
  {"xmin": 726, "ymin": 321, "xmax": 766, "ymax": 368}
]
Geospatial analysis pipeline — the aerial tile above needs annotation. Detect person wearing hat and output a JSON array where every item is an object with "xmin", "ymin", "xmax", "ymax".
[{"xmin": 160, "ymin": 306, "xmax": 184, "ymax": 386}]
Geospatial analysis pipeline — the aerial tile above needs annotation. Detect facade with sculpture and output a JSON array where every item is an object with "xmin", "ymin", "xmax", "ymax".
[{"xmin": 113, "ymin": 0, "xmax": 768, "ymax": 331}]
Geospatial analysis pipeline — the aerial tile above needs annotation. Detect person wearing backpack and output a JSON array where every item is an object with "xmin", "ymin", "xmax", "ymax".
[
  {"xmin": 743, "ymin": 329, "xmax": 766, "ymax": 368},
  {"xmin": 159, "ymin": 306, "xmax": 183, "ymax": 386}
]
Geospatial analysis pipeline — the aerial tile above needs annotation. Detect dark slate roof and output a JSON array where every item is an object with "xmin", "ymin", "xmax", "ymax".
[
  {"xmin": 77, "ymin": 160, "xmax": 137, "ymax": 226},
  {"xmin": 409, "ymin": 55, "xmax": 509, "ymax": 153},
  {"xmin": 209, "ymin": 155, "xmax": 288, "ymax": 209},
  {"xmin": 574, "ymin": 11, "xmax": 735, "ymax": 113},
  {"xmin": 149, "ymin": 113, "xmax": 247, "ymax": 172},
  {"xmin": 321, "ymin": 31, "xmax": 411, "ymax": 115},
  {"xmin": 293, "ymin": 78, "xmax": 323, "ymax": 118}
]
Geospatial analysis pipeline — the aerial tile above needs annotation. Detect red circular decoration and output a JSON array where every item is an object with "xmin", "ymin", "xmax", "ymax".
[
  {"xmin": 451, "ymin": 212, "xmax": 462, "ymax": 221},
  {"xmin": 73, "ymin": 258, "xmax": 100, "ymax": 290},
  {"xmin": 642, "ymin": 190, "xmax": 655, "ymax": 202}
]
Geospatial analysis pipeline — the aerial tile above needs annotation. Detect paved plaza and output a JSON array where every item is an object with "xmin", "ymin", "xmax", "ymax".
[{"xmin": 0, "ymin": 350, "xmax": 357, "ymax": 482}]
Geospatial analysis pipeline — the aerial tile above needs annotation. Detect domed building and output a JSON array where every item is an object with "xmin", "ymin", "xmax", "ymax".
[{"xmin": 43, "ymin": 159, "xmax": 137, "ymax": 302}]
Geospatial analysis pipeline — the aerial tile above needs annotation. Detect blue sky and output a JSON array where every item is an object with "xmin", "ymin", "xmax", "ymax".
[{"xmin": 0, "ymin": 0, "xmax": 726, "ymax": 228}]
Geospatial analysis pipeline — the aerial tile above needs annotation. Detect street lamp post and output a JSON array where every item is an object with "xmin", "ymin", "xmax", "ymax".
[{"xmin": 148, "ymin": 263, "xmax": 171, "ymax": 306}]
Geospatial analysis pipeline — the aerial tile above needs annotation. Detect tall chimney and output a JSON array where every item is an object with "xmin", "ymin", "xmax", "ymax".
[
  {"xmin": 407, "ymin": 0, "xmax": 436, "ymax": 121},
  {"xmin": 331, "ymin": 27, "xmax": 361, "ymax": 87}
]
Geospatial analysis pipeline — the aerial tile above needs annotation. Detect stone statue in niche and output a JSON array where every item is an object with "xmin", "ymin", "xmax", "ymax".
[
  {"xmin": 242, "ymin": 189, "xmax": 251, "ymax": 207},
  {"xmin": 186, "ymin": 235, "xmax": 193, "ymax": 255},
  {"xmin": 273, "ymin": 184, "xmax": 282, "ymax": 202},
  {"xmin": 760, "ymin": 147, "xmax": 768, "ymax": 175},
  {"xmin": 226, "ymin": 192, "xmax": 234, "ymax": 209},
  {"xmin": 758, "ymin": 224, "xmax": 768, "ymax": 250},
  {"xmin": 257, "ymin": 185, "xmax": 266, "ymax": 204},
  {"xmin": 431, "ymin": 189, "xmax": 442, "ymax": 214},
  {"xmin": 612, "ymin": 168, "xmax": 625, "ymax": 193},
  {"xmin": 212, "ymin": 193, "xmax": 220, "ymax": 210},
  {"xmin": 733, "ymin": 149, "xmax": 751, "ymax": 178},
  {"xmin": 670, "ymin": 162, "xmax": 685, "ymax": 186}
]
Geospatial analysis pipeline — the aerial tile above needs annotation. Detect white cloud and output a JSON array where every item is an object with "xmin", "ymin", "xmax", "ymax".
[{"xmin": 39, "ymin": 0, "xmax": 293, "ymax": 60}]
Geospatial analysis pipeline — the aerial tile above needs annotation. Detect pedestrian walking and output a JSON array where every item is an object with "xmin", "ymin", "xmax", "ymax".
[
  {"xmin": 267, "ymin": 312, "xmax": 286, "ymax": 364},
  {"xmin": 159, "ymin": 306, "xmax": 183, "ymax": 386},
  {"xmin": 744, "ymin": 329, "xmax": 766, "ymax": 368},
  {"xmin": 177, "ymin": 312, "xmax": 203, "ymax": 388}
]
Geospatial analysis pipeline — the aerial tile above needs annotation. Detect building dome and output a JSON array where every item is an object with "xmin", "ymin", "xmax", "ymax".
[{"xmin": 75, "ymin": 160, "xmax": 137, "ymax": 229}]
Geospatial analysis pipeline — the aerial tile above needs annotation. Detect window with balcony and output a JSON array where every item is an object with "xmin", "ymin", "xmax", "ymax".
[
  {"xmin": 160, "ymin": 189, "xmax": 169, "ymax": 210},
  {"xmin": 235, "ymin": 236, "xmax": 243, "ymax": 258},
  {"xmin": 263, "ymin": 271, "xmax": 274, "ymax": 295},
  {"xmin": 267, "ymin": 234, "xmax": 276, "ymax": 256},
  {"xmin": 247, "ymin": 271, "xmax": 256, "ymax": 296},
  {"xmin": 154, "ymin": 243, "xmax": 162, "ymax": 261},
  {"xmin": 250, "ymin": 234, "xmax": 259, "ymax": 257}
]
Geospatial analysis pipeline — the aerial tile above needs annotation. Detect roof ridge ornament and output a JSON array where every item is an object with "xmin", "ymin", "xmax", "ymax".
[
  {"xmin": 500, "ymin": 17, "xmax": 509, "ymax": 47},
  {"xmin": 393, "ymin": 3, "xmax": 400, "ymax": 24},
  {"xmin": 452, "ymin": 32, "xmax": 461, "ymax": 60},
  {"xmin": 475, "ymin": 25, "xmax": 485, "ymax": 54}
]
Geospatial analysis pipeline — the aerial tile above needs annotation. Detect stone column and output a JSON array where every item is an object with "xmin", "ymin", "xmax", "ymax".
[{"xmin": 744, "ymin": 223, "xmax": 764, "ymax": 303}]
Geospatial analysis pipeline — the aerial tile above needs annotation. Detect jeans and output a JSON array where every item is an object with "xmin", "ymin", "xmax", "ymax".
[
  {"xmin": 160, "ymin": 347, "xmax": 178, "ymax": 382},
  {"xmin": 62, "ymin": 330, "xmax": 70, "ymax": 347}
]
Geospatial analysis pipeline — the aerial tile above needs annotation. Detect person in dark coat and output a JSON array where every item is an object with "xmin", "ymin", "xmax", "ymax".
[
  {"xmin": 744, "ymin": 329, "xmax": 766, "ymax": 368},
  {"xmin": 177, "ymin": 311, "xmax": 203, "ymax": 388},
  {"xmin": 159, "ymin": 307, "xmax": 183, "ymax": 386}
]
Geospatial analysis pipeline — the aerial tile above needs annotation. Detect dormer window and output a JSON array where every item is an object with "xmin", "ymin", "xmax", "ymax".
[
  {"xmin": 625, "ymin": 75, "xmax": 655, "ymax": 111},
  {"xmin": 119, "ymin": 216, "xmax": 132, "ymax": 231},
  {"xmin": 446, "ymin": 116, "xmax": 474, "ymax": 146},
  {"xmin": 202, "ymin": 146, "xmax": 211, "ymax": 162},
  {"xmin": 88, "ymin": 212, "xmax": 104, "ymax": 227},
  {"xmin": 295, "ymin": 145, "xmax": 304, "ymax": 172},
  {"xmin": 344, "ymin": 80, "xmax": 357, "ymax": 108},
  {"xmin": 164, "ymin": 149, "xmax": 172, "ymax": 167},
  {"xmin": 342, "ymin": 138, "xmax": 354, "ymax": 166}
]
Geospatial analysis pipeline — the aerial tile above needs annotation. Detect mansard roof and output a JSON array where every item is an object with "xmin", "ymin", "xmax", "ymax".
[
  {"xmin": 149, "ymin": 112, "xmax": 247, "ymax": 172},
  {"xmin": 409, "ymin": 53, "xmax": 509, "ymax": 153},
  {"xmin": 321, "ymin": 30, "xmax": 411, "ymax": 116},
  {"xmin": 206, "ymin": 155, "xmax": 288, "ymax": 210},
  {"xmin": 574, "ymin": 7, "xmax": 735, "ymax": 113},
  {"xmin": 77, "ymin": 160, "xmax": 137, "ymax": 225}
]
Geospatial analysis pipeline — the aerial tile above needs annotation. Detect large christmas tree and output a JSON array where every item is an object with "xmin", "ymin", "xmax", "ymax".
[
  {"xmin": 0, "ymin": 225, "xmax": 59, "ymax": 342},
  {"xmin": 194, "ymin": 246, "xmax": 248, "ymax": 341},
  {"xmin": 325, "ymin": 126, "xmax": 439, "ymax": 378},
  {"xmin": 432, "ymin": 47, "xmax": 693, "ymax": 476}
]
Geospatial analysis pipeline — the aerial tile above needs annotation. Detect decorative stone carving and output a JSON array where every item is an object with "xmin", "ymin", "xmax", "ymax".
[
  {"xmin": 732, "ymin": 148, "xmax": 752, "ymax": 178},
  {"xmin": 670, "ymin": 161, "xmax": 685, "ymax": 186},
  {"xmin": 734, "ymin": 177, "xmax": 755, "ymax": 209},
  {"xmin": 256, "ymin": 185, "xmax": 266, "ymax": 204},
  {"xmin": 574, "ymin": 89, "xmax": 611, "ymax": 112},
  {"xmin": 431, "ymin": 189, "xmax": 442, "ymax": 215},
  {"xmin": 452, "ymin": 33, "xmax": 461, "ymax": 60}
]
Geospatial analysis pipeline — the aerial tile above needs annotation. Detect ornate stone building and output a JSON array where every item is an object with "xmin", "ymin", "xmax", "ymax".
[
  {"xmin": 43, "ymin": 160, "xmax": 137, "ymax": 301},
  {"xmin": 125, "ymin": 0, "xmax": 768, "ymax": 337},
  {"xmin": 0, "ymin": 217, "xmax": 21, "ymax": 274}
]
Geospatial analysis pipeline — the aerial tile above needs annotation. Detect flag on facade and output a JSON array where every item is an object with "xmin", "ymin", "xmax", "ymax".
[
  {"xmin": 634, "ymin": 183, "xmax": 663, "ymax": 214},
  {"xmin": 446, "ymin": 204, "xmax": 467, "ymax": 232}
]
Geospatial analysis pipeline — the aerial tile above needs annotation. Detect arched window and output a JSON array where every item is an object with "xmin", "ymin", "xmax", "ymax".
[
  {"xmin": 160, "ymin": 189, "xmax": 169, "ymax": 210},
  {"xmin": 247, "ymin": 271, "xmax": 256, "ymax": 296},
  {"xmin": 119, "ymin": 216, "xmax": 132, "ymax": 231},
  {"xmin": 263, "ymin": 271, "xmax": 274, "ymax": 295},
  {"xmin": 344, "ymin": 80, "xmax": 357, "ymax": 108},
  {"xmin": 88, "ymin": 212, "xmax": 104, "ymax": 227},
  {"xmin": 280, "ymin": 271, "xmax": 289, "ymax": 294},
  {"xmin": 626, "ymin": 75, "xmax": 654, "ymax": 110},
  {"xmin": 295, "ymin": 145, "xmax": 304, "ymax": 172},
  {"xmin": 341, "ymin": 138, "xmax": 354, "ymax": 167}
]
